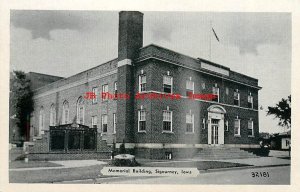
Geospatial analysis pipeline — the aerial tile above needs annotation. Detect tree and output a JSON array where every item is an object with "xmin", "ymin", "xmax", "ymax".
[
  {"xmin": 267, "ymin": 95, "xmax": 291, "ymax": 129},
  {"xmin": 10, "ymin": 71, "xmax": 34, "ymax": 141}
]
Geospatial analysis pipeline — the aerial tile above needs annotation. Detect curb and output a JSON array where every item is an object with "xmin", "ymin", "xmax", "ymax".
[{"xmin": 201, "ymin": 163, "xmax": 290, "ymax": 173}]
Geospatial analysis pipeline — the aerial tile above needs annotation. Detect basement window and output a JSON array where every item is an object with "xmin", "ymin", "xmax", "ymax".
[{"xmin": 165, "ymin": 152, "xmax": 173, "ymax": 160}]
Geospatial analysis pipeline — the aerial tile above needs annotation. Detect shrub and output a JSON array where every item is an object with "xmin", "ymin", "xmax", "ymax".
[{"xmin": 119, "ymin": 143, "xmax": 126, "ymax": 154}]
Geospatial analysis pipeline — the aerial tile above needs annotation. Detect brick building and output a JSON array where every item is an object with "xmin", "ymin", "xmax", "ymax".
[{"xmin": 29, "ymin": 11, "xmax": 261, "ymax": 159}]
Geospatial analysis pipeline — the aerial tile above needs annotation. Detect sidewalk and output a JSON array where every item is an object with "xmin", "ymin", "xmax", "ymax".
[{"xmin": 211, "ymin": 156, "xmax": 290, "ymax": 167}]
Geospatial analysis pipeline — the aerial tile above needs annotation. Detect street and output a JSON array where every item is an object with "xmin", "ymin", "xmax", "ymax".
[{"xmin": 91, "ymin": 165, "xmax": 290, "ymax": 185}]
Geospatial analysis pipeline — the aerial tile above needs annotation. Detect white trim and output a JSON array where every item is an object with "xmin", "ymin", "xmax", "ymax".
[
  {"xmin": 33, "ymin": 70, "xmax": 117, "ymax": 99},
  {"xmin": 117, "ymin": 59, "xmax": 132, "ymax": 67},
  {"xmin": 136, "ymin": 56, "xmax": 261, "ymax": 89},
  {"xmin": 202, "ymin": 62, "xmax": 229, "ymax": 76}
]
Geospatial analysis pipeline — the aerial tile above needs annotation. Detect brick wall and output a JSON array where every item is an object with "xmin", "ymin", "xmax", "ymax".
[
  {"xmin": 131, "ymin": 58, "xmax": 260, "ymax": 146},
  {"xmin": 31, "ymin": 60, "xmax": 118, "ymax": 144}
]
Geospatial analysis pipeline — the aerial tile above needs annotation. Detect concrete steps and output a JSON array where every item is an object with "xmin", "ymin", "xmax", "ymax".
[{"xmin": 194, "ymin": 147, "xmax": 258, "ymax": 160}]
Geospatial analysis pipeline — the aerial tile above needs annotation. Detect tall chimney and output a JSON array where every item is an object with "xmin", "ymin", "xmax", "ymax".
[
  {"xmin": 118, "ymin": 11, "xmax": 143, "ymax": 62},
  {"xmin": 116, "ymin": 11, "xmax": 143, "ymax": 144}
]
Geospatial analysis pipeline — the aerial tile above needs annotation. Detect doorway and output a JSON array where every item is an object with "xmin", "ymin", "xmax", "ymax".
[
  {"xmin": 207, "ymin": 105, "xmax": 226, "ymax": 145},
  {"xmin": 211, "ymin": 119, "xmax": 219, "ymax": 145}
]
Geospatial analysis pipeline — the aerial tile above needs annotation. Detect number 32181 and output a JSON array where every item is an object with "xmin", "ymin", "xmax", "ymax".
[{"xmin": 251, "ymin": 172, "xmax": 269, "ymax": 177}]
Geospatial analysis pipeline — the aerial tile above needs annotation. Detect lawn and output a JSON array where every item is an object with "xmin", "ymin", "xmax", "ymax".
[
  {"xmin": 144, "ymin": 161, "xmax": 250, "ymax": 170},
  {"xmin": 9, "ymin": 164, "xmax": 108, "ymax": 183},
  {"xmin": 10, "ymin": 161, "xmax": 62, "ymax": 169}
]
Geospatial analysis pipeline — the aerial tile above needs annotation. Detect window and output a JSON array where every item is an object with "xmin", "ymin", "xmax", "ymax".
[
  {"xmin": 138, "ymin": 110, "xmax": 146, "ymax": 132},
  {"xmin": 62, "ymin": 101, "xmax": 69, "ymax": 124},
  {"xmin": 102, "ymin": 84, "xmax": 108, "ymax": 101},
  {"xmin": 225, "ymin": 121, "xmax": 229, "ymax": 131},
  {"xmin": 212, "ymin": 86, "xmax": 219, "ymax": 102},
  {"xmin": 225, "ymin": 87, "xmax": 229, "ymax": 95},
  {"xmin": 76, "ymin": 97, "xmax": 84, "ymax": 124},
  {"xmin": 113, "ymin": 113, "xmax": 116, "ymax": 134},
  {"xmin": 234, "ymin": 118, "xmax": 240, "ymax": 136},
  {"xmin": 139, "ymin": 74, "xmax": 146, "ymax": 92},
  {"xmin": 234, "ymin": 89, "xmax": 240, "ymax": 106},
  {"xmin": 248, "ymin": 120, "xmax": 254, "ymax": 137},
  {"xmin": 39, "ymin": 106, "xmax": 44, "ymax": 135},
  {"xmin": 248, "ymin": 93, "xmax": 253, "ymax": 108},
  {"xmin": 101, "ymin": 115, "xmax": 108, "ymax": 133},
  {"xmin": 201, "ymin": 82, "xmax": 206, "ymax": 90},
  {"xmin": 186, "ymin": 79, "xmax": 194, "ymax": 96},
  {"xmin": 186, "ymin": 112, "xmax": 194, "ymax": 133},
  {"xmin": 202, "ymin": 118, "xmax": 206, "ymax": 129},
  {"xmin": 50, "ymin": 104, "xmax": 56, "ymax": 126},
  {"xmin": 163, "ymin": 75, "xmax": 173, "ymax": 93},
  {"xmin": 91, "ymin": 116, "xmax": 97, "ymax": 128},
  {"xmin": 92, "ymin": 87, "xmax": 98, "ymax": 104},
  {"xmin": 114, "ymin": 82, "xmax": 117, "ymax": 95},
  {"xmin": 163, "ymin": 109, "xmax": 172, "ymax": 132}
]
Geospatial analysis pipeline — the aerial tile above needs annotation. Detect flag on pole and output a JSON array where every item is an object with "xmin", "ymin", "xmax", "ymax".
[{"xmin": 212, "ymin": 27, "xmax": 219, "ymax": 42}]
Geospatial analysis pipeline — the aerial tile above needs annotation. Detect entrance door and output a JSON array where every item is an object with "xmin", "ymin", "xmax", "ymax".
[
  {"xmin": 211, "ymin": 119, "xmax": 219, "ymax": 145},
  {"xmin": 207, "ymin": 105, "xmax": 226, "ymax": 145}
]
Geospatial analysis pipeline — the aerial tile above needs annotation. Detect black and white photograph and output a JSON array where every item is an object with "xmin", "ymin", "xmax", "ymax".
[{"xmin": 1, "ymin": 1, "xmax": 297, "ymax": 189}]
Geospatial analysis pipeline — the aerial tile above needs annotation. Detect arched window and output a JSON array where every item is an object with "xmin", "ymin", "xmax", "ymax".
[
  {"xmin": 76, "ymin": 97, "xmax": 84, "ymax": 124},
  {"xmin": 50, "ymin": 104, "xmax": 56, "ymax": 126},
  {"xmin": 62, "ymin": 101, "xmax": 69, "ymax": 124},
  {"xmin": 39, "ymin": 106, "xmax": 44, "ymax": 135}
]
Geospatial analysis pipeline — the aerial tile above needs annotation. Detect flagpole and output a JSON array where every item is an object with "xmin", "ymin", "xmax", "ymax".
[{"xmin": 209, "ymin": 20, "xmax": 212, "ymax": 61}]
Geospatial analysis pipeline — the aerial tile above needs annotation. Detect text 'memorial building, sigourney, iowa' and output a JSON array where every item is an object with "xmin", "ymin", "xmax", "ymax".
[{"xmin": 28, "ymin": 11, "xmax": 261, "ymax": 159}]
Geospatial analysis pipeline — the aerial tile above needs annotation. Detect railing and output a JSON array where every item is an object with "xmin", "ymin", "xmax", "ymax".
[{"xmin": 49, "ymin": 124, "xmax": 97, "ymax": 152}]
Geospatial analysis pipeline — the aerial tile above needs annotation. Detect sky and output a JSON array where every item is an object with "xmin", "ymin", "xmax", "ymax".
[{"xmin": 10, "ymin": 10, "xmax": 291, "ymax": 133}]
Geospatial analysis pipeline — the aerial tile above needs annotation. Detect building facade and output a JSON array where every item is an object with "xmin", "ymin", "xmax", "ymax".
[{"xmin": 30, "ymin": 11, "xmax": 261, "ymax": 159}]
